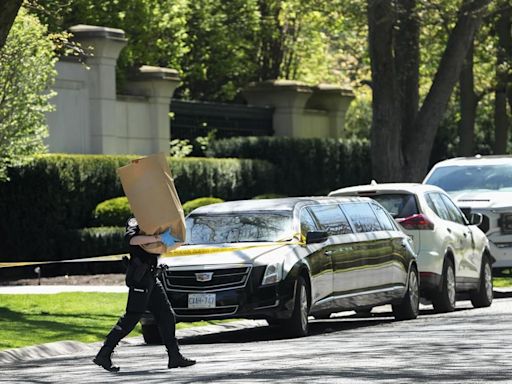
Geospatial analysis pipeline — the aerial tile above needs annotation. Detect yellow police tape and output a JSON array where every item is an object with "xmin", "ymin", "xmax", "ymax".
[
  {"xmin": 0, "ymin": 237, "xmax": 305, "ymax": 267},
  {"xmin": 163, "ymin": 240, "xmax": 304, "ymax": 257},
  {"xmin": 0, "ymin": 254, "xmax": 127, "ymax": 269}
]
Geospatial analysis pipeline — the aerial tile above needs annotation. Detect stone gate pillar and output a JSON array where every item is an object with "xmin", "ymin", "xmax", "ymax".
[
  {"xmin": 242, "ymin": 80, "xmax": 313, "ymax": 137},
  {"xmin": 242, "ymin": 80, "xmax": 354, "ymax": 138},
  {"xmin": 69, "ymin": 25, "xmax": 127, "ymax": 153}
]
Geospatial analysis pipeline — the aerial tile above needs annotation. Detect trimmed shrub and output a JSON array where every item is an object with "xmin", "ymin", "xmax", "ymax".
[
  {"xmin": 92, "ymin": 197, "xmax": 131, "ymax": 227},
  {"xmin": 252, "ymin": 193, "xmax": 287, "ymax": 199},
  {"xmin": 0, "ymin": 154, "xmax": 276, "ymax": 261},
  {"xmin": 183, "ymin": 197, "xmax": 224, "ymax": 216},
  {"xmin": 207, "ymin": 137, "xmax": 372, "ymax": 196}
]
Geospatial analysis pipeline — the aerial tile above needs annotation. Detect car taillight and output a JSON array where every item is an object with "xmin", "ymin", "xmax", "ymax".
[{"xmin": 396, "ymin": 214, "xmax": 435, "ymax": 230}]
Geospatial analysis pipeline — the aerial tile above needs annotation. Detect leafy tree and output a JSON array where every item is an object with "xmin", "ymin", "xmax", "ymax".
[
  {"xmin": 368, "ymin": 0, "xmax": 491, "ymax": 182},
  {"xmin": 36, "ymin": 0, "xmax": 357, "ymax": 101},
  {"xmin": 180, "ymin": 0, "xmax": 260, "ymax": 100},
  {"xmin": 493, "ymin": 2, "xmax": 512, "ymax": 154},
  {"xmin": 37, "ymin": 0, "xmax": 189, "ymax": 89},
  {"xmin": 0, "ymin": 8, "xmax": 57, "ymax": 180}
]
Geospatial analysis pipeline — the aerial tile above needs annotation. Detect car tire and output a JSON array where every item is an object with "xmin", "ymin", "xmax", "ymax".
[
  {"xmin": 470, "ymin": 256, "xmax": 493, "ymax": 308},
  {"xmin": 142, "ymin": 324, "xmax": 162, "ymax": 345},
  {"xmin": 392, "ymin": 265, "xmax": 419, "ymax": 320},
  {"xmin": 284, "ymin": 276, "xmax": 309, "ymax": 337},
  {"xmin": 432, "ymin": 258, "xmax": 456, "ymax": 313}
]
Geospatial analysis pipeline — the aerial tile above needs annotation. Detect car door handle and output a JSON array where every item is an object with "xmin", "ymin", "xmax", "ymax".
[
  {"xmin": 447, "ymin": 228, "xmax": 452, "ymax": 233},
  {"xmin": 324, "ymin": 250, "xmax": 333, "ymax": 256},
  {"xmin": 463, "ymin": 232, "xmax": 468, "ymax": 237}
]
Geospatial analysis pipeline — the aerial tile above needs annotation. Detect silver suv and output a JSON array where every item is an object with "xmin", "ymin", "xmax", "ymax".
[{"xmin": 424, "ymin": 155, "xmax": 512, "ymax": 270}]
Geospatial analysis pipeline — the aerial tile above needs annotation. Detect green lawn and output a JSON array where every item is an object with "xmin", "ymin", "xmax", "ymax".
[
  {"xmin": 3, "ymin": 276, "xmax": 511, "ymax": 351},
  {"xmin": 493, "ymin": 276, "xmax": 512, "ymax": 288},
  {"xmin": 0, "ymin": 292, "xmax": 229, "ymax": 351}
]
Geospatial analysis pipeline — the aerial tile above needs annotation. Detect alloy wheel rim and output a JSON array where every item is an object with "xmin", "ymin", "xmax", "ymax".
[
  {"xmin": 409, "ymin": 270, "xmax": 419, "ymax": 311},
  {"xmin": 447, "ymin": 266, "xmax": 456, "ymax": 306},
  {"xmin": 300, "ymin": 285, "xmax": 308, "ymax": 331},
  {"xmin": 484, "ymin": 263, "xmax": 493, "ymax": 300}
]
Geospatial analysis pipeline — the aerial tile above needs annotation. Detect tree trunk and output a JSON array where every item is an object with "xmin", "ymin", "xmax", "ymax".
[
  {"xmin": 458, "ymin": 42, "xmax": 478, "ymax": 156},
  {"xmin": 403, "ymin": 0, "xmax": 490, "ymax": 181},
  {"xmin": 494, "ymin": 6, "xmax": 512, "ymax": 154},
  {"xmin": 368, "ymin": 0, "xmax": 404, "ymax": 182},
  {"xmin": 394, "ymin": 0, "xmax": 420, "ymax": 155},
  {"xmin": 0, "ymin": 0, "xmax": 23, "ymax": 49}
]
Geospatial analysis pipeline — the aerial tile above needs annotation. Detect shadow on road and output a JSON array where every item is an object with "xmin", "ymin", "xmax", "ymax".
[{"xmin": 176, "ymin": 304, "xmax": 481, "ymax": 346}]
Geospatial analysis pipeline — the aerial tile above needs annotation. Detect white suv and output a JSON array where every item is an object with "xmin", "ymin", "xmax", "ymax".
[
  {"xmin": 424, "ymin": 155, "xmax": 512, "ymax": 271},
  {"xmin": 329, "ymin": 183, "xmax": 492, "ymax": 312}
]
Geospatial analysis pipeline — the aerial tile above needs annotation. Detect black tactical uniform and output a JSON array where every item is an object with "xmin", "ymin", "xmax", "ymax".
[{"xmin": 93, "ymin": 217, "xmax": 195, "ymax": 372}]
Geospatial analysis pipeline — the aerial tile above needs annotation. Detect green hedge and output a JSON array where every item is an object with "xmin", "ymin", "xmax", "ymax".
[
  {"xmin": 0, "ymin": 154, "xmax": 275, "ymax": 261},
  {"xmin": 92, "ymin": 197, "xmax": 132, "ymax": 227},
  {"xmin": 183, "ymin": 197, "xmax": 224, "ymax": 216},
  {"xmin": 62, "ymin": 227, "xmax": 126, "ymax": 259},
  {"xmin": 207, "ymin": 137, "xmax": 372, "ymax": 196}
]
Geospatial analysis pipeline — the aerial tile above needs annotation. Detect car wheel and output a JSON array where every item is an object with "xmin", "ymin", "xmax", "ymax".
[
  {"xmin": 285, "ymin": 276, "xmax": 309, "ymax": 337},
  {"xmin": 392, "ymin": 265, "xmax": 419, "ymax": 320},
  {"xmin": 470, "ymin": 256, "xmax": 493, "ymax": 308},
  {"xmin": 432, "ymin": 258, "xmax": 456, "ymax": 313},
  {"xmin": 142, "ymin": 324, "xmax": 162, "ymax": 345}
]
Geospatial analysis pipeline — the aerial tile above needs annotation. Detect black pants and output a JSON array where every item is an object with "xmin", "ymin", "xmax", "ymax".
[{"xmin": 104, "ymin": 277, "xmax": 177, "ymax": 349}]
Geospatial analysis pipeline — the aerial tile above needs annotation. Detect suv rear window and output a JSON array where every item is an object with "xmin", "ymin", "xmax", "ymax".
[{"xmin": 363, "ymin": 194, "xmax": 419, "ymax": 219}]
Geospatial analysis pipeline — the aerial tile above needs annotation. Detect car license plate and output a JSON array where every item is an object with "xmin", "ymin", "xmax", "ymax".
[{"xmin": 188, "ymin": 293, "xmax": 216, "ymax": 309}]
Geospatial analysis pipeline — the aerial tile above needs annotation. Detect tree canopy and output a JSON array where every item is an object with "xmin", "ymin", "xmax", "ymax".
[
  {"xmin": 0, "ymin": 8, "xmax": 57, "ymax": 180},
  {"xmin": 0, "ymin": 0, "xmax": 509, "ymax": 182}
]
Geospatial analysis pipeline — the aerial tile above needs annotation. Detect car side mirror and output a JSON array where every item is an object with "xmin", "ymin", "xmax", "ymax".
[
  {"xmin": 306, "ymin": 231, "xmax": 328, "ymax": 244},
  {"xmin": 469, "ymin": 212, "xmax": 483, "ymax": 226}
]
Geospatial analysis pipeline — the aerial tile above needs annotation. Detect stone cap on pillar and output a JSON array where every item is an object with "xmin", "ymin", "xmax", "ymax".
[
  {"xmin": 124, "ymin": 65, "xmax": 181, "ymax": 99},
  {"xmin": 69, "ymin": 24, "xmax": 126, "ymax": 40},
  {"xmin": 69, "ymin": 24, "xmax": 127, "ymax": 60},
  {"xmin": 306, "ymin": 83, "xmax": 355, "ymax": 111},
  {"xmin": 242, "ymin": 80, "xmax": 313, "ymax": 109},
  {"xmin": 133, "ymin": 65, "xmax": 180, "ymax": 81}
]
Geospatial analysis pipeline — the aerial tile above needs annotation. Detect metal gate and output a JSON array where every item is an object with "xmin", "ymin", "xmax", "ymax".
[{"xmin": 170, "ymin": 100, "xmax": 274, "ymax": 139}]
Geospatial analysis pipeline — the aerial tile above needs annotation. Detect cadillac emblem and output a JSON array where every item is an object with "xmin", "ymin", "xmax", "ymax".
[{"xmin": 195, "ymin": 272, "xmax": 214, "ymax": 282}]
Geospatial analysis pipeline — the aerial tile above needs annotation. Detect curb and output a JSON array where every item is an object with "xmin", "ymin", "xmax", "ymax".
[
  {"xmin": 0, "ymin": 319, "xmax": 267, "ymax": 365},
  {"xmin": 493, "ymin": 288, "xmax": 512, "ymax": 299}
]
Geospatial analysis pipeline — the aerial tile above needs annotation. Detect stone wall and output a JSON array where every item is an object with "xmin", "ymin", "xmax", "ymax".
[
  {"xmin": 45, "ymin": 25, "xmax": 179, "ymax": 155},
  {"xmin": 45, "ymin": 25, "xmax": 354, "ymax": 156}
]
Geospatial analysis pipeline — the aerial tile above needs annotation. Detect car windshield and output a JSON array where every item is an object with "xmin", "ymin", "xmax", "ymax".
[
  {"xmin": 185, "ymin": 212, "xmax": 293, "ymax": 244},
  {"xmin": 425, "ymin": 164, "xmax": 512, "ymax": 193}
]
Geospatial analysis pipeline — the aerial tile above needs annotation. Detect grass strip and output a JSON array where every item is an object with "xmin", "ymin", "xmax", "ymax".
[
  {"xmin": 0, "ymin": 292, "xmax": 230, "ymax": 351},
  {"xmin": 492, "ymin": 277, "xmax": 512, "ymax": 288}
]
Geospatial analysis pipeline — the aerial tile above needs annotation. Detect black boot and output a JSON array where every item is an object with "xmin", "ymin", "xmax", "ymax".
[
  {"xmin": 93, "ymin": 345, "xmax": 120, "ymax": 372},
  {"xmin": 166, "ymin": 343, "xmax": 196, "ymax": 368}
]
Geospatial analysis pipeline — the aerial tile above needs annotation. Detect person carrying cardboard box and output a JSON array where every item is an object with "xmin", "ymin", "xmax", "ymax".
[{"xmin": 93, "ymin": 154, "xmax": 195, "ymax": 372}]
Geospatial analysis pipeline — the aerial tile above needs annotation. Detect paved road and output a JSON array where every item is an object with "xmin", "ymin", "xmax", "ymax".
[{"xmin": 2, "ymin": 298, "xmax": 512, "ymax": 384}]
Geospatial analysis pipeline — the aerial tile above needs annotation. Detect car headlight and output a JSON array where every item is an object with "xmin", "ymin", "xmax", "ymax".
[{"xmin": 261, "ymin": 263, "xmax": 282, "ymax": 285}]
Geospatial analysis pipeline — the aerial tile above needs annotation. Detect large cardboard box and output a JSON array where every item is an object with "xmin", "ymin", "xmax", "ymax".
[{"xmin": 117, "ymin": 153, "xmax": 186, "ymax": 253}]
